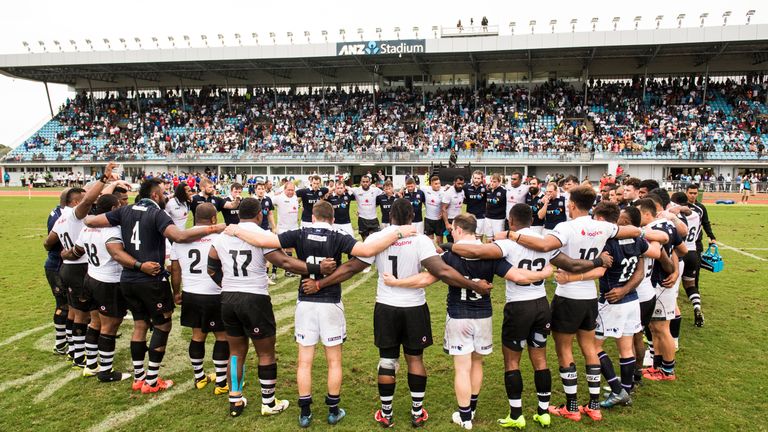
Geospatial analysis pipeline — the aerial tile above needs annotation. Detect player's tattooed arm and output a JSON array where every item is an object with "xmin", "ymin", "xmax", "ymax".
[
  {"xmin": 302, "ymin": 258, "xmax": 369, "ymax": 294},
  {"xmin": 449, "ymin": 242, "xmax": 504, "ymax": 260},
  {"xmin": 106, "ymin": 242, "xmax": 160, "ymax": 276},
  {"xmin": 495, "ymin": 231, "xmax": 562, "ymax": 252},
  {"xmin": 382, "ymin": 271, "xmax": 438, "ymax": 289},
  {"xmin": 206, "ymin": 246, "xmax": 223, "ymax": 287},
  {"xmin": 605, "ymin": 256, "xmax": 645, "ymax": 303},
  {"xmin": 351, "ymin": 225, "xmax": 417, "ymax": 257},
  {"xmin": 224, "ymin": 224, "xmax": 281, "ymax": 248},
  {"xmin": 421, "ymin": 256, "xmax": 493, "ymax": 295}
]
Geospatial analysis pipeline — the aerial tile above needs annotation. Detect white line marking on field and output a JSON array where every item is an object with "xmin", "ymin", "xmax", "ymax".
[
  {"xmin": 718, "ymin": 242, "xmax": 768, "ymax": 262},
  {"xmin": 0, "ymin": 362, "xmax": 70, "ymax": 393},
  {"xmin": 0, "ymin": 323, "xmax": 50, "ymax": 347},
  {"xmin": 87, "ymin": 385, "xmax": 186, "ymax": 432},
  {"xmin": 34, "ymin": 369, "xmax": 80, "ymax": 403},
  {"xmin": 736, "ymin": 247, "xmax": 768, "ymax": 251}
]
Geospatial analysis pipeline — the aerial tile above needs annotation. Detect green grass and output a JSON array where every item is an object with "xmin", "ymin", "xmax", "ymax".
[{"xmin": 0, "ymin": 197, "xmax": 766, "ymax": 431}]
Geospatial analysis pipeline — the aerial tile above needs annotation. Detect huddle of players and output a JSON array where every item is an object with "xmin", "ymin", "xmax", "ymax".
[{"xmin": 40, "ymin": 162, "xmax": 716, "ymax": 430}]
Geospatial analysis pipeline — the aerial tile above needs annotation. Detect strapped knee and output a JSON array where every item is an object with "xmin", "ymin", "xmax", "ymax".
[
  {"xmin": 378, "ymin": 357, "xmax": 399, "ymax": 377},
  {"xmin": 149, "ymin": 328, "xmax": 170, "ymax": 351}
]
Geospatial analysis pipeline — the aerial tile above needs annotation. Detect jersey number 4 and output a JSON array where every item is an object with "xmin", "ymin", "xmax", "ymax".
[
  {"xmin": 229, "ymin": 250, "xmax": 252, "ymax": 277},
  {"xmin": 130, "ymin": 222, "xmax": 141, "ymax": 250}
]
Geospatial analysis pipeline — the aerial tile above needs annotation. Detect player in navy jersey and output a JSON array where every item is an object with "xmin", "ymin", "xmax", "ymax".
[
  {"xmin": 463, "ymin": 170, "xmax": 488, "ymax": 240},
  {"xmin": 539, "ymin": 182, "xmax": 567, "ymax": 233},
  {"xmin": 44, "ymin": 190, "xmax": 68, "ymax": 355},
  {"xmin": 296, "ymin": 175, "xmax": 329, "ymax": 225},
  {"xmin": 325, "ymin": 182, "xmax": 355, "ymax": 236},
  {"xmin": 485, "ymin": 173, "xmax": 507, "ymax": 239},
  {"xmin": 84, "ymin": 177, "xmax": 227, "ymax": 394},
  {"xmin": 401, "ymin": 177, "xmax": 426, "ymax": 234},
  {"xmin": 221, "ymin": 183, "xmax": 243, "ymax": 226},
  {"xmin": 384, "ymin": 213, "xmax": 552, "ymax": 430},
  {"xmin": 191, "ymin": 177, "xmax": 240, "ymax": 217},
  {"xmin": 525, "ymin": 177, "xmax": 546, "ymax": 234},
  {"xmin": 376, "ymin": 181, "xmax": 396, "ymax": 228},
  {"xmin": 224, "ymin": 200, "xmax": 414, "ymax": 426}
]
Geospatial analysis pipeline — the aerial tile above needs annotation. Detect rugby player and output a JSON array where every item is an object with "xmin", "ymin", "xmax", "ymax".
[
  {"xmin": 273, "ymin": 181, "xmax": 300, "ymax": 277},
  {"xmin": 84, "ymin": 177, "xmax": 227, "ymax": 393},
  {"xmin": 376, "ymin": 181, "xmax": 396, "ymax": 229},
  {"xmin": 463, "ymin": 171, "xmax": 488, "ymax": 241},
  {"xmin": 254, "ymin": 182, "xmax": 277, "ymax": 282},
  {"xmin": 207, "ymin": 198, "xmax": 328, "ymax": 417},
  {"xmin": 538, "ymin": 182, "xmax": 567, "ymax": 235},
  {"xmin": 325, "ymin": 182, "xmax": 355, "ymax": 237},
  {"xmin": 485, "ymin": 173, "xmax": 508, "ymax": 240},
  {"xmin": 441, "ymin": 176, "xmax": 465, "ymax": 243},
  {"xmin": 401, "ymin": 178, "xmax": 426, "ymax": 234},
  {"xmin": 44, "ymin": 190, "xmax": 68, "ymax": 355},
  {"xmin": 684, "ymin": 184, "xmax": 716, "ymax": 326},
  {"xmin": 505, "ymin": 172, "xmax": 529, "ymax": 225},
  {"xmin": 225, "ymin": 200, "xmax": 416, "ymax": 427},
  {"xmin": 352, "ymin": 175, "xmax": 383, "ymax": 240},
  {"xmin": 300, "ymin": 199, "xmax": 493, "ymax": 428},
  {"xmin": 166, "ymin": 183, "xmax": 194, "ymax": 230},
  {"xmin": 170, "ymin": 203, "xmax": 229, "ymax": 393},
  {"xmin": 222, "ymin": 183, "xmax": 244, "ymax": 226},
  {"xmin": 422, "ymin": 175, "xmax": 446, "ymax": 245},
  {"xmin": 383, "ymin": 212, "xmax": 552, "ymax": 430},
  {"xmin": 296, "ymin": 175, "xmax": 329, "ymax": 227},
  {"xmin": 190, "ymin": 177, "xmax": 240, "ymax": 216},
  {"xmin": 524, "ymin": 177, "xmax": 546, "ymax": 235}
]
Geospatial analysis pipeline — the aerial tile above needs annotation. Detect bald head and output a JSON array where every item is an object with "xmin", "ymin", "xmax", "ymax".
[{"xmin": 194, "ymin": 203, "xmax": 217, "ymax": 226}]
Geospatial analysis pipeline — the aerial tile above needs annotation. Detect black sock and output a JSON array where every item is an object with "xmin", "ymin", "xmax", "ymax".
[
  {"xmin": 71, "ymin": 322, "xmax": 87, "ymax": 364},
  {"xmin": 65, "ymin": 318, "xmax": 74, "ymax": 356},
  {"xmin": 97, "ymin": 334, "xmax": 117, "ymax": 374},
  {"xmin": 559, "ymin": 364, "xmax": 578, "ymax": 412},
  {"xmin": 258, "ymin": 363, "xmax": 278, "ymax": 407},
  {"xmin": 407, "ymin": 373, "xmax": 427, "ymax": 416},
  {"xmin": 685, "ymin": 285, "xmax": 702, "ymax": 310},
  {"xmin": 212, "ymin": 340, "xmax": 229, "ymax": 387},
  {"xmin": 84, "ymin": 326, "xmax": 100, "ymax": 368},
  {"xmin": 326, "ymin": 394, "xmax": 340, "ymax": 416},
  {"xmin": 671, "ymin": 315, "xmax": 682, "ymax": 340},
  {"xmin": 661, "ymin": 359, "xmax": 675, "ymax": 375},
  {"xmin": 504, "ymin": 370, "xmax": 523, "ymax": 418},
  {"xmin": 188, "ymin": 339, "xmax": 205, "ymax": 381},
  {"xmin": 130, "ymin": 341, "xmax": 147, "ymax": 381},
  {"xmin": 53, "ymin": 312, "xmax": 67, "ymax": 350},
  {"xmin": 146, "ymin": 328, "xmax": 169, "ymax": 386},
  {"xmin": 598, "ymin": 351, "xmax": 622, "ymax": 394},
  {"xmin": 378, "ymin": 382, "xmax": 396, "ymax": 416},
  {"xmin": 469, "ymin": 393, "xmax": 479, "ymax": 412},
  {"xmin": 619, "ymin": 357, "xmax": 636, "ymax": 392},
  {"xmin": 654, "ymin": 354, "xmax": 663, "ymax": 369},
  {"xmin": 586, "ymin": 364, "xmax": 601, "ymax": 410},
  {"xmin": 299, "ymin": 395, "xmax": 312, "ymax": 417},
  {"xmin": 458, "ymin": 405, "xmax": 472, "ymax": 422},
  {"xmin": 534, "ymin": 369, "xmax": 552, "ymax": 415}
]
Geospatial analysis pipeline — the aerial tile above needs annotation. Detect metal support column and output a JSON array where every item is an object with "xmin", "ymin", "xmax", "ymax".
[
  {"xmin": 180, "ymin": 78, "xmax": 186, "ymax": 112},
  {"xmin": 87, "ymin": 79, "xmax": 96, "ymax": 120},
  {"xmin": 372, "ymin": 70, "xmax": 377, "ymax": 113},
  {"xmin": 225, "ymin": 77, "xmax": 232, "ymax": 112},
  {"xmin": 702, "ymin": 63, "xmax": 710, "ymax": 105},
  {"xmin": 642, "ymin": 66, "xmax": 648, "ymax": 106},
  {"xmin": 133, "ymin": 77, "xmax": 142, "ymax": 118},
  {"xmin": 43, "ymin": 82, "xmax": 55, "ymax": 118},
  {"xmin": 584, "ymin": 67, "xmax": 589, "ymax": 107}
]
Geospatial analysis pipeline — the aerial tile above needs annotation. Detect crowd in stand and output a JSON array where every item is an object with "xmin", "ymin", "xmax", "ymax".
[{"xmin": 5, "ymin": 76, "xmax": 768, "ymax": 162}]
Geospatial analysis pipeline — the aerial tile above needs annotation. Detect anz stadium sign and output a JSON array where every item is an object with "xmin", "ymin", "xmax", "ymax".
[{"xmin": 336, "ymin": 39, "xmax": 426, "ymax": 56}]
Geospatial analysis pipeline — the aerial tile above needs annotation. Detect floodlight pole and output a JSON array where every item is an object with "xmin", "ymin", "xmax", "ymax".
[
  {"xmin": 701, "ymin": 63, "xmax": 709, "ymax": 106},
  {"xmin": 43, "ymin": 82, "xmax": 55, "ymax": 118}
]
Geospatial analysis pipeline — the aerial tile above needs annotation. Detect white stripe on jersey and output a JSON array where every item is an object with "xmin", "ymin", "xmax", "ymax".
[
  {"xmin": 273, "ymin": 195, "xmax": 300, "ymax": 231},
  {"xmin": 358, "ymin": 225, "xmax": 438, "ymax": 307},
  {"xmin": 170, "ymin": 233, "xmax": 220, "ymax": 295},
  {"xmin": 550, "ymin": 215, "xmax": 619, "ymax": 300},
  {"xmin": 352, "ymin": 186, "xmax": 382, "ymax": 220},
  {"xmin": 53, "ymin": 206, "xmax": 88, "ymax": 264},
  {"xmin": 421, "ymin": 186, "xmax": 444, "ymax": 220},
  {"xmin": 76, "ymin": 226, "xmax": 123, "ymax": 283},
  {"xmin": 635, "ymin": 218, "xmax": 667, "ymax": 302},
  {"xmin": 496, "ymin": 228, "xmax": 557, "ymax": 302},
  {"xmin": 442, "ymin": 188, "xmax": 465, "ymax": 219},
  {"xmin": 165, "ymin": 198, "xmax": 189, "ymax": 230},
  {"xmin": 212, "ymin": 222, "xmax": 275, "ymax": 295}
]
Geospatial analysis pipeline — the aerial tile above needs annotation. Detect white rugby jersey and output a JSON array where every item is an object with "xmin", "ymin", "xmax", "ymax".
[
  {"xmin": 441, "ymin": 187, "xmax": 465, "ymax": 219},
  {"xmin": 358, "ymin": 225, "xmax": 438, "ymax": 307},
  {"xmin": 76, "ymin": 226, "xmax": 123, "ymax": 283},
  {"xmin": 170, "ymin": 233, "xmax": 220, "ymax": 295},
  {"xmin": 165, "ymin": 197, "xmax": 189, "ymax": 229},
  {"xmin": 352, "ymin": 186, "xmax": 382, "ymax": 220},
  {"xmin": 53, "ymin": 206, "xmax": 88, "ymax": 264},
  {"xmin": 212, "ymin": 222, "xmax": 276, "ymax": 295},
  {"xmin": 421, "ymin": 186, "xmax": 444, "ymax": 220},
  {"xmin": 506, "ymin": 184, "xmax": 530, "ymax": 214},
  {"xmin": 273, "ymin": 194, "xmax": 300, "ymax": 231},
  {"xmin": 635, "ymin": 218, "xmax": 666, "ymax": 302},
  {"xmin": 549, "ymin": 215, "xmax": 619, "ymax": 299},
  {"xmin": 679, "ymin": 210, "xmax": 701, "ymax": 251},
  {"xmin": 496, "ymin": 228, "xmax": 557, "ymax": 302}
]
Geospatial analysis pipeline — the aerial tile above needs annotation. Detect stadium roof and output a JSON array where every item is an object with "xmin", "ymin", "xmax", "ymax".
[{"xmin": 1, "ymin": 24, "xmax": 767, "ymax": 89}]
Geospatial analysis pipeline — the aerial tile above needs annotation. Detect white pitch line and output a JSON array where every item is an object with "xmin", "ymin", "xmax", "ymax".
[
  {"xmin": 718, "ymin": 242, "xmax": 767, "ymax": 262},
  {"xmin": 736, "ymin": 247, "xmax": 768, "ymax": 251},
  {"xmin": 0, "ymin": 362, "xmax": 71, "ymax": 393},
  {"xmin": 34, "ymin": 369, "xmax": 81, "ymax": 403},
  {"xmin": 0, "ymin": 323, "xmax": 50, "ymax": 347}
]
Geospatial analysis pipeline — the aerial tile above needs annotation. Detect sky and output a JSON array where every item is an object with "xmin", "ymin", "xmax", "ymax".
[{"xmin": 0, "ymin": 0, "xmax": 762, "ymax": 147}]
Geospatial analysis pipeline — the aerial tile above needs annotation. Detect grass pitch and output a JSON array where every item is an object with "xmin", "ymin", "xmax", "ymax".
[{"xmin": 0, "ymin": 197, "xmax": 766, "ymax": 431}]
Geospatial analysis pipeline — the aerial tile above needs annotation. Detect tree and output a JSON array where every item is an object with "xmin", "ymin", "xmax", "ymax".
[{"xmin": 0, "ymin": 144, "xmax": 10, "ymax": 158}]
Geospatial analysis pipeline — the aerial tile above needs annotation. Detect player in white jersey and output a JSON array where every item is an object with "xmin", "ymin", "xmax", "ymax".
[
  {"xmin": 272, "ymin": 181, "xmax": 301, "ymax": 277},
  {"xmin": 166, "ymin": 183, "xmax": 194, "ymax": 230},
  {"xmin": 505, "ymin": 171, "xmax": 529, "ymax": 223},
  {"xmin": 383, "ymin": 212, "xmax": 552, "ymax": 430},
  {"xmin": 45, "ymin": 162, "xmax": 120, "ymax": 367},
  {"xmin": 64, "ymin": 194, "xmax": 131, "ymax": 382},
  {"xmin": 352, "ymin": 175, "xmax": 383, "ymax": 240},
  {"xmin": 301, "ymin": 199, "xmax": 492, "ymax": 428},
  {"xmin": 421, "ymin": 175, "xmax": 446, "ymax": 244},
  {"xmin": 496, "ymin": 187, "xmax": 666, "ymax": 421},
  {"xmin": 207, "ymin": 198, "xmax": 320, "ymax": 418},
  {"xmin": 441, "ymin": 176, "xmax": 465, "ymax": 243},
  {"xmin": 671, "ymin": 192, "xmax": 704, "ymax": 323},
  {"xmin": 169, "ymin": 203, "xmax": 229, "ymax": 394},
  {"xmin": 451, "ymin": 203, "xmax": 614, "ymax": 428}
]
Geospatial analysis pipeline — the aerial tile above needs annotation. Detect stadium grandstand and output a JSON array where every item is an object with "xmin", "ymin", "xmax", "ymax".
[{"xmin": 1, "ymin": 22, "xmax": 768, "ymax": 187}]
